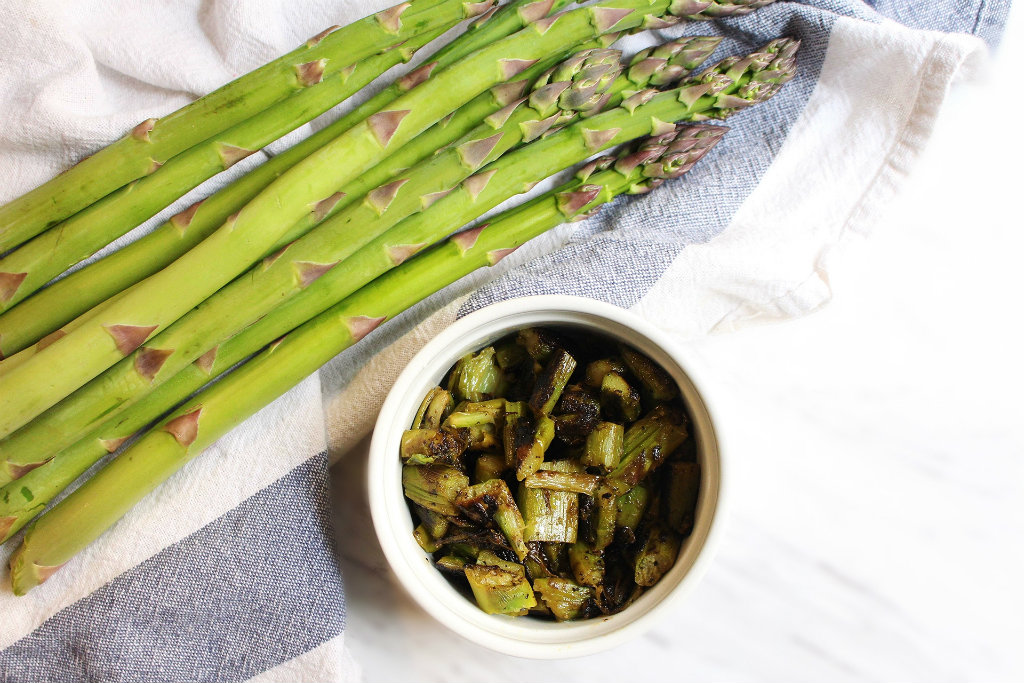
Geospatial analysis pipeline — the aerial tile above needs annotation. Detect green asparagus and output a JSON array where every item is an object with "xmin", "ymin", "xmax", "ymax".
[
  {"xmin": 0, "ymin": 0, "xmax": 487, "ymax": 254},
  {"xmin": 0, "ymin": 0, "xmax": 579, "ymax": 358},
  {"xmin": 0, "ymin": 0, "xmax": 701, "ymax": 452}
]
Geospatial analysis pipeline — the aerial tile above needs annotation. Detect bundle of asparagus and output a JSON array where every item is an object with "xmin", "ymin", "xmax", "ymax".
[{"xmin": 0, "ymin": 0, "xmax": 796, "ymax": 595}]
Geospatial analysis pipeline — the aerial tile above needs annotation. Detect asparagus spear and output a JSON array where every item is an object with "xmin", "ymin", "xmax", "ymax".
[
  {"xmin": 0, "ymin": 39, "xmax": 649, "ymax": 476},
  {"xmin": 0, "ymin": 0, "xmax": 581, "ymax": 358},
  {"xmin": 5, "ymin": 121, "xmax": 730, "ymax": 585},
  {"xmin": 0, "ymin": 30, "xmax": 460, "ymax": 315},
  {"xmin": 0, "ymin": 0, "xmax": 490, "ymax": 254},
  {"xmin": 0, "ymin": 38, "xmax": 793, "ymax": 491},
  {"xmin": 0, "ymin": 0, "xmax": 661, "ymax": 439}
]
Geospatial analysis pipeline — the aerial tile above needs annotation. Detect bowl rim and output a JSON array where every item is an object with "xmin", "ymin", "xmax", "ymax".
[{"xmin": 367, "ymin": 294, "xmax": 728, "ymax": 658}]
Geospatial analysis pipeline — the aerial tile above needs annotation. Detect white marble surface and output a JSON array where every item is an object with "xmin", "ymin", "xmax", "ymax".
[{"xmin": 329, "ymin": 10, "xmax": 1024, "ymax": 681}]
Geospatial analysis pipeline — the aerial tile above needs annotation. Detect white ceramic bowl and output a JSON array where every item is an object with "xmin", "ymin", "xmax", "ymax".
[{"xmin": 367, "ymin": 295, "xmax": 726, "ymax": 658}]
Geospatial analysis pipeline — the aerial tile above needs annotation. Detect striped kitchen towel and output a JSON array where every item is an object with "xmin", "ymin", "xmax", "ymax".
[{"xmin": 0, "ymin": 0, "xmax": 1009, "ymax": 681}]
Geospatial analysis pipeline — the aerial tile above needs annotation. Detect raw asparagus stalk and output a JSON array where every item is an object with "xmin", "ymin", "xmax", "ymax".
[
  {"xmin": 0, "ymin": 0, "xmax": 486, "ymax": 254},
  {"xmin": 0, "ymin": 43, "xmax": 628, "ymax": 476},
  {"xmin": 5, "ymin": 121, "xmax": 728, "ymax": 584},
  {"xmin": 0, "ymin": 0, "xmax": 579, "ymax": 358},
  {"xmin": 0, "ymin": 38, "xmax": 794, "ymax": 489},
  {"xmin": 0, "ymin": 26, "xmax": 453, "ymax": 315},
  {"xmin": 0, "ymin": 0, "xmax": 658, "ymax": 438}
]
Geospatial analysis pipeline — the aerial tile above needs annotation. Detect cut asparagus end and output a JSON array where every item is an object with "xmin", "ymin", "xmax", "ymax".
[
  {"xmin": 524, "ymin": 469, "xmax": 600, "ymax": 496},
  {"xmin": 519, "ymin": 460, "xmax": 579, "ymax": 544},
  {"xmin": 414, "ymin": 524, "xmax": 442, "ymax": 553},
  {"xmin": 473, "ymin": 453, "xmax": 508, "ymax": 484},
  {"xmin": 615, "ymin": 482, "xmax": 649, "ymax": 542},
  {"xmin": 606, "ymin": 407, "xmax": 688, "ymax": 495},
  {"xmin": 412, "ymin": 386, "xmax": 455, "ymax": 429},
  {"xmin": 513, "ymin": 413, "xmax": 555, "ymax": 481},
  {"xmin": 400, "ymin": 428, "xmax": 467, "ymax": 465},
  {"xmin": 568, "ymin": 541, "xmax": 605, "ymax": 587},
  {"xmin": 444, "ymin": 398, "xmax": 506, "ymax": 451},
  {"xmin": 529, "ymin": 348, "xmax": 577, "ymax": 416},
  {"xmin": 582, "ymin": 420, "xmax": 624, "ymax": 470},
  {"xmin": 516, "ymin": 327, "xmax": 561, "ymax": 363},
  {"xmin": 592, "ymin": 485, "xmax": 617, "ymax": 550},
  {"xmin": 435, "ymin": 554, "xmax": 469, "ymax": 576},
  {"xmin": 457, "ymin": 478, "xmax": 528, "ymax": 560},
  {"xmin": 634, "ymin": 523, "xmax": 682, "ymax": 587},
  {"xmin": 552, "ymin": 384, "xmax": 600, "ymax": 445},
  {"xmin": 585, "ymin": 357, "xmax": 627, "ymax": 388},
  {"xmin": 533, "ymin": 577, "xmax": 593, "ymax": 621},
  {"xmin": 464, "ymin": 564, "xmax": 537, "ymax": 615},
  {"xmin": 600, "ymin": 371, "xmax": 641, "ymax": 422},
  {"xmin": 413, "ymin": 503, "xmax": 450, "ymax": 540},
  {"xmin": 402, "ymin": 464, "xmax": 469, "ymax": 516},
  {"xmin": 448, "ymin": 347, "xmax": 503, "ymax": 401},
  {"xmin": 620, "ymin": 345, "xmax": 678, "ymax": 401}
]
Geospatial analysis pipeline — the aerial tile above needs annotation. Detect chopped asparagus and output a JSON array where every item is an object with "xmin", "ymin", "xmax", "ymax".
[
  {"xmin": 464, "ymin": 564, "xmax": 536, "ymax": 616},
  {"xmin": 516, "ymin": 328, "xmax": 561, "ymax": 363},
  {"xmin": 513, "ymin": 413, "xmax": 555, "ymax": 481},
  {"xmin": 449, "ymin": 347, "xmax": 503, "ymax": 402},
  {"xmin": 402, "ymin": 464, "xmax": 468, "ymax": 517},
  {"xmin": 620, "ymin": 346, "xmax": 678, "ymax": 401},
  {"xmin": 529, "ymin": 349, "xmax": 577, "ymax": 416},
  {"xmin": 519, "ymin": 461, "xmax": 579, "ymax": 544},
  {"xmin": 522, "ymin": 542, "xmax": 556, "ymax": 581},
  {"xmin": 615, "ymin": 483, "xmax": 649, "ymax": 540},
  {"xmin": 568, "ymin": 542, "xmax": 605, "ymax": 588},
  {"xmin": 582, "ymin": 421, "xmax": 624, "ymax": 470},
  {"xmin": 435, "ymin": 555, "xmax": 468, "ymax": 576},
  {"xmin": 592, "ymin": 486, "xmax": 618, "ymax": 551},
  {"xmin": 457, "ymin": 479, "xmax": 528, "ymax": 560},
  {"xmin": 552, "ymin": 384, "xmax": 600, "ymax": 445},
  {"xmin": 600, "ymin": 372, "xmax": 642, "ymax": 422},
  {"xmin": 400, "ymin": 428, "xmax": 467, "ymax": 465},
  {"xmin": 414, "ymin": 525, "xmax": 441, "ymax": 553},
  {"xmin": 502, "ymin": 400, "xmax": 526, "ymax": 468},
  {"xmin": 664, "ymin": 462, "xmax": 701, "ymax": 536},
  {"xmin": 524, "ymin": 469, "xmax": 600, "ymax": 496},
  {"xmin": 634, "ymin": 524, "xmax": 682, "ymax": 587},
  {"xmin": 473, "ymin": 453, "xmax": 507, "ymax": 484},
  {"xmin": 412, "ymin": 387, "xmax": 455, "ymax": 430},
  {"xmin": 533, "ymin": 577, "xmax": 593, "ymax": 621},
  {"xmin": 606, "ymin": 407, "xmax": 688, "ymax": 496},
  {"xmin": 585, "ymin": 358, "xmax": 628, "ymax": 389},
  {"xmin": 413, "ymin": 504, "xmax": 450, "ymax": 541}
]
